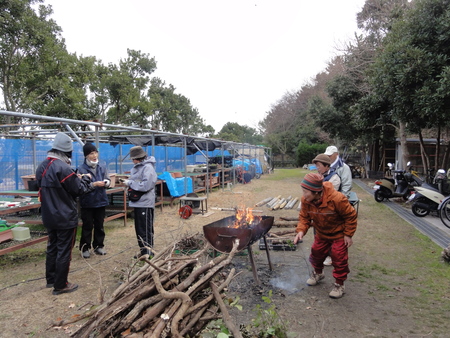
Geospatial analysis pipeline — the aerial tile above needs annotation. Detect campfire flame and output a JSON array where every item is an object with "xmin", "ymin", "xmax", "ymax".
[{"xmin": 231, "ymin": 207, "xmax": 261, "ymax": 228}]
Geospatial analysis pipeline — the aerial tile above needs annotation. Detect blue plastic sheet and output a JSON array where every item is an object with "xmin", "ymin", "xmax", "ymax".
[{"xmin": 157, "ymin": 171, "xmax": 193, "ymax": 197}]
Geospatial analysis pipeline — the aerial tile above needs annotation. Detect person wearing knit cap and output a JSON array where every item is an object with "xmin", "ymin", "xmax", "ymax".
[
  {"xmin": 312, "ymin": 153, "xmax": 342, "ymax": 266},
  {"xmin": 77, "ymin": 142, "xmax": 111, "ymax": 258},
  {"xmin": 294, "ymin": 172, "xmax": 357, "ymax": 299},
  {"xmin": 36, "ymin": 133, "xmax": 95, "ymax": 295}
]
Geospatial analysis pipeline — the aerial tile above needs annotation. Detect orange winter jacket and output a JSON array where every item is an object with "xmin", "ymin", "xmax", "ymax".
[{"xmin": 296, "ymin": 181, "xmax": 357, "ymax": 240}]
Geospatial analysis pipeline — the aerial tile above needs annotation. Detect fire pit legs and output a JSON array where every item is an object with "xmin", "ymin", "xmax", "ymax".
[
  {"xmin": 246, "ymin": 244, "xmax": 261, "ymax": 285},
  {"xmin": 262, "ymin": 235, "xmax": 273, "ymax": 271}
]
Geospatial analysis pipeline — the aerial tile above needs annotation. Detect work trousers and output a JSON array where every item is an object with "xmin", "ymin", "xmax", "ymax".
[
  {"xmin": 309, "ymin": 236, "xmax": 350, "ymax": 285},
  {"xmin": 45, "ymin": 227, "xmax": 77, "ymax": 289},
  {"xmin": 79, "ymin": 207, "xmax": 106, "ymax": 251},
  {"xmin": 134, "ymin": 207, "xmax": 154, "ymax": 255}
]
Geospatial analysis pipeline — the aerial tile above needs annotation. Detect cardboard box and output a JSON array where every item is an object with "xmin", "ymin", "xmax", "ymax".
[
  {"xmin": 198, "ymin": 176, "xmax": 219, "ymax": 187},
  {"xmin": 108, "ymin": 173, "xmax": 116, "ymax": 188}
]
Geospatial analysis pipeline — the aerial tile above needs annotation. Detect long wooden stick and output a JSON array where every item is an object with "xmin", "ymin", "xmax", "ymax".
[{"xmin": 211, "ymin": 282, "xmax": 243, "ymax": 338}]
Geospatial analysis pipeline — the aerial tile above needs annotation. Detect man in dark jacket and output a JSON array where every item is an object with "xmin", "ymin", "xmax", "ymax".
[
  {"xmin": 78, "ymin": 143, "xmax": 110, "ymax": 258},
  {"xmin": 36, "ymin": 133, "xmax": 94, "ymax": 295}
]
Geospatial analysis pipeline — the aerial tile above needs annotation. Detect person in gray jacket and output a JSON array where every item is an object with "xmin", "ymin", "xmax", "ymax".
[
  {"xmin": 325, "ymin": 146, "xmax": 353, "ymax": 198},
  {"xmin": 122, "ymin": 146, "xmax": 157, "ymax": 258},
  {"xmin": 36, "ymin": 132, "xmax": 94, "ymax": 295}
]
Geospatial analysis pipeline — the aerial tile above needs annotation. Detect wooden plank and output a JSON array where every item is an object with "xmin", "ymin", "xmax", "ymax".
[{"xmin": 0, "ymin": 236, "xmax": 48, "ymax": 256}]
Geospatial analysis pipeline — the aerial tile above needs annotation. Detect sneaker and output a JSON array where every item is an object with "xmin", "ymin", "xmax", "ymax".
[
  {"xmin": 46, "ymin": 283, "xmax": 54, "ymax": 288},
  {"xmin": 329, "ymin": 283, "xmax": 345, "ymax": 299},
  {"xmin": 306, "ymin": 272, "xmax": 325, "ymax": 286},
  {"xmin": 94, "ymin": 247, "xmax": 107, "ymax": 255},
  {"xmin": 52, "ymin": 282, "xmax": 79, "ymax": 295},
  {"xmin": 81, "ymin": 250, "xmax": 90, "ymax": 259},
  {"xmin": 324, "ymin": 256, "xmax": 332, "ymax": 266}
]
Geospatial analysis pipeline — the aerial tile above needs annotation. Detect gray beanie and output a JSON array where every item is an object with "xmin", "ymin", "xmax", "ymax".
[{"xmin": 53, "ymin": 132, "xmax": 73, "ymax": 152}]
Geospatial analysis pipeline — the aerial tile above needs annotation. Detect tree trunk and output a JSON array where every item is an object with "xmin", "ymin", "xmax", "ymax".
[{"xmin": 398, "ymin": 121, "xmax": 409, "ymax": 169}]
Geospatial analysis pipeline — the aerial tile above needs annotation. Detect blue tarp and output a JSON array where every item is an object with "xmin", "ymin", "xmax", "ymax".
[
  {"xmin": 157, "ymin": 171, "xmax": 193, "ymax": 197},
  {"xmin": 233, "ymin": 159, "xmax": 250, "ymax": 170},
  {"xmin": 251, "ymin": 158, "xmax": 263, "ymax": 174}
]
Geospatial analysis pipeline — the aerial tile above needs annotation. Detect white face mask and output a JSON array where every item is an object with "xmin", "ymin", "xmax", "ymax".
[{"xmin": 87, "ymin": 158, "xmax": 98, "ymax": 168}]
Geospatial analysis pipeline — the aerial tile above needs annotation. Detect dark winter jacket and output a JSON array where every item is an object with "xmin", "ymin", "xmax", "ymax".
[
  {"xmin": 77, "ymin": 161, "xmax": 109, "ymax": 209},
  {"xmin": 36, "ymin": 157, "xmax": 94, "ymax": 229}
]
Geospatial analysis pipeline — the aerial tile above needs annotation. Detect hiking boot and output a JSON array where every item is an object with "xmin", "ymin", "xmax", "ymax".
[
  {"xmin": 52, "ymin": 282, "xmax": 79, "ymax": 295},
  {"xmin": 329, "ymin": 283, "xmax": 345, "ymax": 299},
  {"xmin": 324, "ymin": 256, "xmax": 332, "ymax": 266},
  {"xmin": 306, "ymin": 272, "xmax": 325, "ymax": 286},
  {"xmin": 81, "ymin": 250, "xmax": 90, "ymax": 259},
  {"xmin": 94, "ymin": 247, "xmax": 107, "ymax": 255}
]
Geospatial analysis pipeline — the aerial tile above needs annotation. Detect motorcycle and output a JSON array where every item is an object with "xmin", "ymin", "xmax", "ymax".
[
  {"xmin": 373, "ymin": 162, "xmax": 421, "ymax": 202},
  {"xmin": 409, "ymin": 169, "xmax": 448, "ymax": 217}
]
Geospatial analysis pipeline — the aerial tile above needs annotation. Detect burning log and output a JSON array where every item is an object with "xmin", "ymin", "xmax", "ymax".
[{"xmin": 61, "ymin": 236, "xmax": 240, "ymax": 338}]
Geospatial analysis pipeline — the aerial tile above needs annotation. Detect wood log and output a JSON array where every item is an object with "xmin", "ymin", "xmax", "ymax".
[
  {"xmin": 268, "ymin": 230, "xmax": 296, "ymax": 237},
  {"xmin": 211, "ymin": 282, "xmax": 243, "ymax": 338},
  {"xmin": 279, "ymin": 199, "xmax": 288, "ymax": 209},
  {"xmin": 273, "ymin": 221, "xmax": 298, "ymax": 228},
  {"xmin": 255, "ymin": 197, "xmax": 272, "ymax": 207},
  {"xmin": 279, "ymin": 217, "xmax": 298, "ymax": 221},
  {"xmin": 272, "ymin": 198, "xmax": 285, "ymax": 210},
  {"xmin": 70, "ymin": 239, "xmax": 241, "ymax": 338},
  {"xmin": 286, "ymin": 197, "xmax": 298, "ymax": 209},
  {"xmin": 266, "ymin": 195, "xmax": 281, "ymax": 208}
]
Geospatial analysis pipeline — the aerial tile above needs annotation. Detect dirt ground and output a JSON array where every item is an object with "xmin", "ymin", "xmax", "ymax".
[{"xmin": 0, "ymin": 171, "xmax": 449, "ymax": 337}]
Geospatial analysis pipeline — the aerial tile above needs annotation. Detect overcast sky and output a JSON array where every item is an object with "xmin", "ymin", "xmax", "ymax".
[{"xmin": 46, "ymin": 0, "xmax": 366, "ymax": 132}]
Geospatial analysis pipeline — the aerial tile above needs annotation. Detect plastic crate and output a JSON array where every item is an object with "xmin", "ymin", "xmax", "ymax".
[{"xmin": 259, "ymin": 238, "xmax": 298, "ymax": 251}]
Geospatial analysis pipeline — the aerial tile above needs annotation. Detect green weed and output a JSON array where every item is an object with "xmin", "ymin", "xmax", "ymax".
[{"xmin": 245, "ymin": 290, "xmax": 289, "ymax": 338}]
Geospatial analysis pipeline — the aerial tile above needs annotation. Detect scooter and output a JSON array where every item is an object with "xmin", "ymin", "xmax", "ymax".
[
  {"xmin": 409, "ymin": 169, "xmax": 449, "ymax": 217},
  {"xmin": 373, "ymin": 162, "xmax": 421, "ymax": 202}
]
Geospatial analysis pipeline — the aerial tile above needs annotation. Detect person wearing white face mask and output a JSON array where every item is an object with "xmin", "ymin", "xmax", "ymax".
[{"xmin": 77, "ymin": 143, "xmax": 111, "ymax": 258}]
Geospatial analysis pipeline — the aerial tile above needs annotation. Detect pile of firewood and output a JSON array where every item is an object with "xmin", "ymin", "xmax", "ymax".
[
  {"xmin": 58, "ymin": 235, "xmax": 242, "ymax": 338},
  {"xmin": 255, "ymin": 196, "xmax": 300, "ymax": 210}
]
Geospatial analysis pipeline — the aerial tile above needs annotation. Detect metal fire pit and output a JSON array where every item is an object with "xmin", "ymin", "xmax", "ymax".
[{"xmin": 203, "ymin": 215, "xmax": 274, "ymax": 284}]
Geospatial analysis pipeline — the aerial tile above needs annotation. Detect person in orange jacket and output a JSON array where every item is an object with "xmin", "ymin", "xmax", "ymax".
[{"xmin": 294, "ymin": 173, "xmax": 357, "ymax": 299}]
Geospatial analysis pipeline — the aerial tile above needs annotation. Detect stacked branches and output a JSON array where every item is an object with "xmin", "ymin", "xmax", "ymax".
[{"xmin": 60, "ymin": 236, "xmax": 240, "ymax": 338}]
